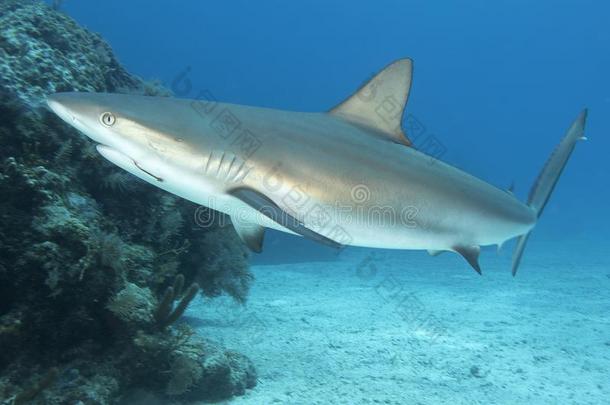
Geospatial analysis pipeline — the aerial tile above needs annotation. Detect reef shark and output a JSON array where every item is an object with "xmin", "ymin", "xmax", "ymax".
[{"xmin": 47, "ymin": 59, "xmax": 587, "ymax": 275}]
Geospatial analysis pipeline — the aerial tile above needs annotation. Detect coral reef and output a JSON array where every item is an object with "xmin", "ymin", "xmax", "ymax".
[{"xmin": 0, "ymin": 1, "xmax": 256, "ymax": 403}]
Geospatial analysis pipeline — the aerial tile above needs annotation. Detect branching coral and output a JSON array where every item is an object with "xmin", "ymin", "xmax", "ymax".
[
  {"xmin": 142, "ymin": 195, "xmax": 185, "ymax": 245},
  {"xmin": 191, "ymin": 226, "xmax": 253, "ymax": 303},
  {"xmin": 101, "ymin": 171, "xmax": 137, "ymax": 194},
  {"xmin": 90, "ymin": 230, "xmax": 127, "ymax": 273},
  {"xmin": 154, "ymin": 274, "xmax": 200, "ymax": 329}
]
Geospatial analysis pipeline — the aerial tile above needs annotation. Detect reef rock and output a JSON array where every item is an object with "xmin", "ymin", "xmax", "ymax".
[{"xmin": 0, "ymin": 1, "xmax": 256, "ymax": 403}]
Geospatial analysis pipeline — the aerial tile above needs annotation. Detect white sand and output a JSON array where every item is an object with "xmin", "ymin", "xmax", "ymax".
[{"xmin": 189, "ymin": 239, "xmax": 610, "ymax": 404}]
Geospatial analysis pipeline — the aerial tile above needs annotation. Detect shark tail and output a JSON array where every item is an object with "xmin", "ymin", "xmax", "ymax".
[{"xmin": 511, "ymin": 109, "xmax": 588, "ymax": 276}]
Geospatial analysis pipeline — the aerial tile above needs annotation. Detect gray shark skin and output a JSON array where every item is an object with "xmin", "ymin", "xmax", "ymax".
[{"xmin": 46, "ymin": 59, "xmax": 587, "ymax": 275}]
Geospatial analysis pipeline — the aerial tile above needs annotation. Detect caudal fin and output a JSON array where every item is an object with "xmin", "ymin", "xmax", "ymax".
[{"xmin": 511, "ymin": 109, "xmax": 588, "ymax": 276}]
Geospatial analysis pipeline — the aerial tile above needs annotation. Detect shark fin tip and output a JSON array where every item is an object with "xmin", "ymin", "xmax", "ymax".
[{"xmin": 453, "ymin": 245, "xmax": 482, "ymax": 275}]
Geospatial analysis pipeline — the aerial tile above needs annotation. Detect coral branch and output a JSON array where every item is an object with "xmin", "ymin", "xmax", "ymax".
[
  {"xmin": 162, "ymin": 283, "xmax": 199, "ymax": 329},
  {"xmin": 155, "ymin": 275, "xmax": 199, "ymax": 329},
  {"xmin": 154, "ymin": 286, "xmax": 175, "ymax": 324},
  {"xmin": 172, "ymin": 274, "xmax": 184, "ymax": 298}
]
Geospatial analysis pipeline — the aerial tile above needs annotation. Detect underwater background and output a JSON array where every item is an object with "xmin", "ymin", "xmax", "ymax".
[{"xmin": 0, "ymin": 0, "xmax": 607, "ymax": 403}]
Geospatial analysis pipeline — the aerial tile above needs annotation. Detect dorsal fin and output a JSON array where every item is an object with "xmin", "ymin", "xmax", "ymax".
[{"xmin": 329, "ymin": 58, "xmax": 413, "ymax": 146}]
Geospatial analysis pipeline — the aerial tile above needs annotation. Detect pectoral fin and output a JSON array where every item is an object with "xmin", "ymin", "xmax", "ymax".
[
  {"xmin": 231, "ymin": 216, "xmax": 265, "ymax": 253},
  {"xmin": 228, "ymin": 187, "xmax": 343, "ymax": 249}
]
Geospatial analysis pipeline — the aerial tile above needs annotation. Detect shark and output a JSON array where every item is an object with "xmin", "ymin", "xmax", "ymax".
[{"xmin": 46, "ymin": 59, "xmax": 587, "ymax": 275}]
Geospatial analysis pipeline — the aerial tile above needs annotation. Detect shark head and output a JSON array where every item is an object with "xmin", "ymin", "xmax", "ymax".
[
  {"xmin": 47, "ymin": 92, "xmax": 193, "ymax": 183},
  {"xmin": 46, "ymin": 91, "xmax": 253, "ymax": 205},
  {"xmin": 48, "ymin": 92, "xmax": 179, "ymax": 160},
  {"xmin": 47, "ymin": 92, "xmax": 111, "ymax": 144}
]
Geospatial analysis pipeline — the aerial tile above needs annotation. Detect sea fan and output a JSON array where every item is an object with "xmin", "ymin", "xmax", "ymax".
[
  {"xmin": 90, "ymin": 230, "xmax": 126, "ymax": 272},
  {"xmin": 107, "ymin": 283, "xmax": 155, "ymax": 324},
  {"xmin": 101, "ymin": 171, "xmax": 136, "ymax": 194},
  {"xmin": 53, "ymin": 140, "xmax": 73, "ymax": 166},
  {"xmin": 159, "ymin": 210, "xmax": 185, "ymax": 244}
]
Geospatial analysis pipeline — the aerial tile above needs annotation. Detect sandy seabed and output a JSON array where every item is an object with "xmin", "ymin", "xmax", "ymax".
[{"xmin": 188, "ymin": 238, "xmax": 609, "ymax": 405}]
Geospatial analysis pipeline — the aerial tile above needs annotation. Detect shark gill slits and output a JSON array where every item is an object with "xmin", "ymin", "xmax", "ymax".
[
  {"xmin": 204, "ymin": 150, "xmax": 214, "ymax": 173},
  {"xmin": 226, "ymin": 155, "xmax": 238, "ymax": 178},
  {"xmin": 100, "ymin": 112, "xmax": 116, "ymax": 127},
  {"xmin": 203, "ymin": 150, "xmax": 251, "ymax": 184},
  {"xmin": 216, "ymin": 152, "xmax": 226, "ymax": 176}
]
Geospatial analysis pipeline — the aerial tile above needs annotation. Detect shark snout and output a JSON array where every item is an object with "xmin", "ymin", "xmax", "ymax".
[
  {"xmin": 46, "ymin": 92, "xmax": 96, "ymax": 133},
  {"xmin": 47, "ymin": 92, "xmax": 109, "ymax": 143},
  {"xmin": 47, "ymin": 93, "xmax": 77, "ymax": 124}
]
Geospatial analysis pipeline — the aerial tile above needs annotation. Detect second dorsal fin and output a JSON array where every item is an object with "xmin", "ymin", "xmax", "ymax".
[{"xmin": 329, "ymin": 58, "xmax": 413, "ymax": 146}]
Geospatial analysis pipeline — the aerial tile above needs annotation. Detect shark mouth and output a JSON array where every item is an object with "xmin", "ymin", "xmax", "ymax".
[
  {"xmin": 96, "ymin": 144, "xmax": 164, "ymax": 183},
  {"xmin": 133, "ymin": 161, "xmax": 164, "ymax": 182}
]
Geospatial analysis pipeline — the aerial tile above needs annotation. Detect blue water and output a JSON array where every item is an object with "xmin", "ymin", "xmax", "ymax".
[{"xmin": 52, "ymin": 1, "xmax": 609, "ymax": 402}]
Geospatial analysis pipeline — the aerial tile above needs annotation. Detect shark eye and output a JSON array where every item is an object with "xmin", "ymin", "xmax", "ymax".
[{"xmin": 100, "ymin": 112, "xmax": 116, "ymax": 127}]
